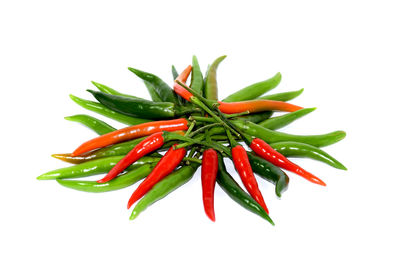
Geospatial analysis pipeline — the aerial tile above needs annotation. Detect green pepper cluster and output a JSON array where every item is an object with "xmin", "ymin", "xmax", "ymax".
[{"xmin": 37, "ymin": 55, "xmax": 346, "ymax": 224}]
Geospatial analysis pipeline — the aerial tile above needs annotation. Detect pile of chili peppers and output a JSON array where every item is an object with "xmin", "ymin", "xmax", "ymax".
[{"xmin": 37, "ymin": 56, "xmax": 347, "ymax": 224}]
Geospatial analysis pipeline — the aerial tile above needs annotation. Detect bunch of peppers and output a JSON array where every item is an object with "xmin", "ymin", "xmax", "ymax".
[{"xmin": 37, "ymin": 56, "xmax": 346, "ymax": 224}]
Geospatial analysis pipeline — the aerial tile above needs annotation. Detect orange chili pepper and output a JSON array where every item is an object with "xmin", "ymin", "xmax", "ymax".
[{"xmin": 217, "ymin": 100, "xmax": 303, "ymax": 114}]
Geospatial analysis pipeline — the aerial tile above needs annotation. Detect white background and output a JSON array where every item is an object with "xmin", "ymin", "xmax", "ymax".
[{"xmin": 1, "ymin": 1, "xmax": 399, "ymax": 266}]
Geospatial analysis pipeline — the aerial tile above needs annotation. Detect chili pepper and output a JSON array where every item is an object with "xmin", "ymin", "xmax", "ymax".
[
  {"xmin": 258, "ymin": 107, "xmax": 316, "ymax": 130},
  {"xmin": 259, "ymin": 88, "xmax": 304, "ymax": 102},
  {"xmin": 233, "ymin": 120, "xmax": 346, "ymax": 147},
  {"xmin": 201, "ymin": 148, "xmax": 218, "ymax": 221},
  {"xmin": 91, "ymin": 81, "xmax": 141, "ymax": 99},
  {"xmin": 127, "ymin": 145, "xmax": 187, "ymax": 209},
  {"xmin": 71, "ymin": 118, "xmax": 188, "ymax": 156},
  {"xmin": 250, "ymin": 138, "xmax": 326, "ymax": 186},
  {"xmin": 204, "ymin": 55, "xmax": 226, "ymax": 100},
  {"xmin": 64, "ymin": 114, "xmax": 116, "ymax": 135},
  {"xmin": 223, "ymin": 72, "xmax": 282, "ymax": 102},
  {"xmin": 144, "ymin": 81, "xmax": 162, "ymax": 102},
  {"xmin": 190, "ymin": 55, "xmax": 204, "ymax": 94},
  {"xmin": 234, "ymin": 111, "xmax": 273, "ymax": 124},
  {"xmin": 36, "ymin": 156, "xmax": 160, "ymax": 180},
  {"xmin": 218, "ymin": 99, "xmax": 303, "ymax": 114},
  {"xmin": 88, "ymin": 90, "xmax": 196, "ymax": 120},
  {"xmin": 56, "ymin": 164, "xmax": 155, "ymax": 193},
  {"xmin": 96, "ymin": 132, "xmax": 166, "ymax": 183},
  {"xmin": 216, "ymin": 155, "xmax": 274, "ymax": 224},
  {"xmin": 70, "ymin": 94, "xmax": 151, "ymax": 125},
  {"xmin": 171, "ymin": 65, "xmax": 179, "ymax": 80},
  {"xmin": 247, "ymin": 152, "xmax": 289, "ymax": 198},
  {"xmin": 270, "ymin": 141, "xmax": 347, "ymax": 170},
  {"xmin": 128, "ymin": 67, "xmax": 179, "ymax": 104},
  {"xmin": 130, "ymin": 163, "xmax": 199, "ymax": 220}
]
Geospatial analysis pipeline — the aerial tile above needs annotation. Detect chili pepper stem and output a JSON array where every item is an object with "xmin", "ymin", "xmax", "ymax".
[{"xmin": 185, "ymin": 121, "xmax": 196, "ymax": 136}]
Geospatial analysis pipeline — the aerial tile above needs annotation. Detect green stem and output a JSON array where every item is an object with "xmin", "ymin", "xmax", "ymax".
[
  {"xmin": 185, "ymin": 121, "xmax": 196, "ymax": 136},
  {"xmin": 189, "ymin": 122, "xmax": 221, "ymax": 137}
]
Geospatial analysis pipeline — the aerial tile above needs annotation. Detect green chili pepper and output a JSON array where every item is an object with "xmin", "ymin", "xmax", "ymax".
[
  {"xmin": 88, "ymin": 90, "xmax": 195, "ymax": 120},
  {"xmin": 259, "ymin": 88, "xmax": 304, "ymax": 102},
  {"xmin": 56, "ymin": 164, "xmax": 155, "ymax": 193},
  {"xmin": 208, "ymin": 121, "xmax": 346, "ymax": 147},
  {"xmin": 69, "ymin": 94, "xmax": 151, "ymax": 125},
  {"xmin": 270, "ymin": 141, "xmax": 347, "ymax": 170},
  {"xmin": 258, "ymin": 107, "xmax": 316, "ymax": 130},
  {"xmin": 64, "ymin": 114, "xmax": 116, "ymax": 135},
  {"xmin": 234, "ymin": 111, "xmax": 273, "ymax": 124},
  {"xmin": 223, "ymin": 72, "xmax": 282, "ymax": 102},
  {"xmin": 144, "ymin": 81, "xmax": 162, "ymax": 102},
  {"xmin": 130, "ymin": 163, "xmax": 199, "ymax": 220},
  {"xmin": 204, "ymin": 55, "xmax": 226, "ymax": 100},
  {"xmin": 247, "ymin": 152, "xmax": 289, "ymax": 197},
  {"xmin": 128, "ymin": 67, "xmax": 179, "ymax": 104},
  {"xmin": 190, "ymin": 55, "xmax": 204, "ymax": 94},
  {"xmin": 235, "ymin": 120, "xmax": 346, "ymax": 147},
  {"xmin": 37, "ymin": 156, "xmax": 160, "ymax": 180},
  {"xmin": 216, "ymin": 155, "xmax": 274, "ymax": 224},
  {"xmin": 91, "ymin": 81, "xmax": 142, "ymax": 99},
  {"xmin": 171, "ymin": 65, "xmax": 179, "ymax": 80}
]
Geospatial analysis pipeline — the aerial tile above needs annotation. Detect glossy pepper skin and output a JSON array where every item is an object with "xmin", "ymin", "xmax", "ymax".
[
  {"xmin": 128, "ymin": 67, "xmax": 179, "ymax": 104},
  {"xmin": 218, "ymin": 99, "xmax": 303, "ymax": 114},
  {"xmin": 258, "ymin": 107, "xmax": 316, "ymax": 130},
  {"xmin": 216, "ymin": 155, "xmax": 274, "ymax": 225},
  {"xmin": 64, "ymin": 114, "xmax": 116, "ymax": 135},
  {"xmin": 223, "ymin": 72, "xmax": 282, "ymax": 102},
  {"xmin": 247, "ymin": 152, "xmax": 289, "ymax": 198},
  {"xmin": 91, "ymin": 81, "xmax": 142, "ymax": 99},
  {"xmin": 201, "ymin": 149, "xmax": 219, "ymax": 222},
  {"xmin": 127, "ymin": 145, "xmax": 187, "ymax": 209},
  {"xmin": 233, "ymin": 120, "xmax": 346, "ymax": 148},
  {"xmin": 36, "ymin": 156, "xmax": 159, "ymax": 180},
  {"xmin": 71, "ymin": 118, "xmax": 188, "ymax": 156},
  {"xmin": 130, "ymin": 163, "xmax": 199, "ymax": 220},
  {"xmin": 234, "ymin": 111, "xmax": 273, "ymax": 124},
  {"xmin": 97, "ymin": 132, "xmax": 166, "ymax": 183},
  {"xmin": 174, "ymin": 65, "xmax": 194, "ymax": 101},
  {"xmin": 259, "ymin": 88, "xmax": 304, "ymax": 102},
  {"xmin": 88, "ymin": 90, "xmax": 195, "ymax": 120},
  {"xmin": 189, "ymin": 55, "xmax": 204, "ymax": 94},
  {"xmin": 250, "ymin": 138, "xmax": 326, "ymax": 186},
  {"xmin": 69, "ymin": 94, "xmax": 151, "ymax": 126},
  {"xmin": 56, "ymin": 164, "xmax": 155, "ymax": 193},
  {"xmin": 204, "ymin": 55, "xmax": 226, "ymax": 100},
  {"xmin": 231, "ymin": 145, "xmax": 269, "ymax": 214},
  {"xmin": 270, "ymin": 141, "xmax": 347, "ymax": 170}
]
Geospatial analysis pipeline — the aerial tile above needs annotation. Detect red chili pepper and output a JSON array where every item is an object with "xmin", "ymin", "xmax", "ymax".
[
  {"xmin": 218, "ymin": 100, "xmax": 303, "ymax": 114},
  {"xmin": 231, "ymin": 144, "xmax": 269, "ymax": 214},
  {"xmin": 250, "ymin": 138, "xmax": 326, "ymax": 186},
  {"xmin": 201, "ymin": 148, "xmax": 218, "ymax": 222},
  {"xmin": 127, "ymin": 145, "xmax": 186, "ymax": 209},
  {"xmin": 97, "ymin": 132, "xmax": 166, "ymax": 183},
  {"xmin": 173, "ymin": 65, "xmax": 193, "ymax": 101},
  {"xmin": 71, "ymin": 118, "xmax": 188, "ymax": 156}
]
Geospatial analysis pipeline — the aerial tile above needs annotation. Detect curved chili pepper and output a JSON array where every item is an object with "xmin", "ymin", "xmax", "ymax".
[
  {"xmin": 128, "ymin": 67, "xmax": 179, "ymax": 104},
  {"xmin": 250, "ymin": 138, "xmax": 326, "ymax": 186},
  {"xmin": 130, "ymin": 163, "xmax": 199, "ymax": 220},
  {"xmin": 88, "ymin": 90, "xmax": 196, "ymax": 120},
  {"xmin": 91, "ymin": 81, "xmax": 142, "ymax": 99},
  {"xmin": 216, "ymin": 155, "xmax": 274, "ymax": 225},
  {"xmin": 127, "ymin": 145, "xmax": 187, "ymax": 209},
  {"xmin": 259, "ymin": 88, "xmax": 304, "ymax": 102},
  {"xmin": 64, "ymin": 114, "xmax": 116, "ymax": 135},
  {"xmin": 171, "ymin": 65, "xmax": 179, "ymax": 80},
  {"xmin": 204, "ymin": 55, "xmax": 226, "ymax": 100},
  {"xmin": 174, "ymin": 65, "xmax": 193, "ymax": 101},
  {"xmin": 190, "ymin": 55, "xmax": 204, "ymax": 94},
  {"xmin": 56, "ymin": 164, "xmax": 155, "ymax": 193},
  {"xmin": 218, "ymin": 99, "xmax": 303, "ymax": 114},
  {"xmin": 97, "ymin": 132, "xmax": 165, "ymax": 183},
  {"xmin": 223, "ymin": 72, "xmax": 281, "ymax": 102},
  {"xmin": 69, "ymin": 94, "xmax": 151, "ymax": 126},
  {"xmin": 231, "ymin": 144, "xmax": 269, "ymax": 214},
  {"xmin": 71, "ymin": 118, "xmax": 188, "ymax": 156},
  {"xmin": 201, "ymin": 148, "xmax": 218, "ymax": 222},
  {"xmin": 259, "ymin": 107, "xmax": 316, "ymax": 130}
]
